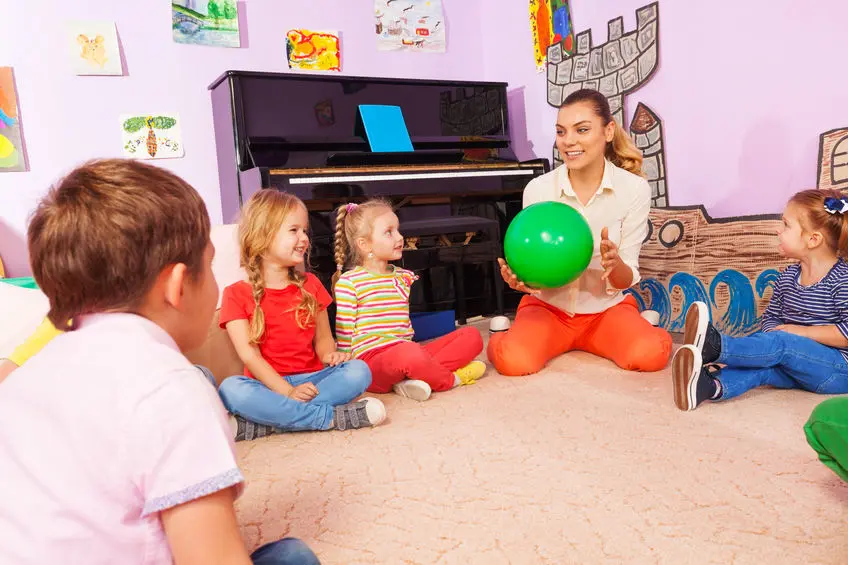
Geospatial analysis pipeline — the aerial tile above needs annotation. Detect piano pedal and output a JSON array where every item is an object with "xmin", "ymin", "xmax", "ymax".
[
  {"xmin": 404, "ymin": 237, "xmax": 420, "ymax": 250},
  {"xmin": 463, "ymin": 231, "xmax": 477, "ymax": 245},
  {"xmin": 438, "ymin": 234, "xmax": 453, "ymax": 247}
]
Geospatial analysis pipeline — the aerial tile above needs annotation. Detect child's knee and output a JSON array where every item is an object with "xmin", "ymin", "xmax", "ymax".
[
  {"xmin": 619, "ymin": 330, "xmax": 672, "ymax": 371},
  {"xmin": 487, "ymin": 332, "xmax": 545, "ymax": 376},
  {"xmin": 217, "ymin": 376, "xmax": 249, "ymax": 410},
  {"xmin": 455, "ymin": 325, "xmax": 484, "ymax": 353},
  {"xmin": 339, "ymin": 359, "xmax": 372, "ymax": 391}
]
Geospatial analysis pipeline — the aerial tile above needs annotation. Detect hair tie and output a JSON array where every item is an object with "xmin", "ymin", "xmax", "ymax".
[
  {"xmin": 824, "ymin": 197, "xmax": 848, "ymax": 215},
  {"xmin": 336, "ymin": 264, "xmax": 343, "ymax": 272},
  {"xmin": 346, "ymin": 202, "xmax": 358, "ymax": 214}
]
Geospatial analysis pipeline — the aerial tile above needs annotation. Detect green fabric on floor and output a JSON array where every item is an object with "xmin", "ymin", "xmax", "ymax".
[
  {"xmin": 0, "ymin": 277, "xmax": 38, "ymax": 289},
  {"xmin": 805, "ymin": 397, "xmax": 848, "ymax": 482}
]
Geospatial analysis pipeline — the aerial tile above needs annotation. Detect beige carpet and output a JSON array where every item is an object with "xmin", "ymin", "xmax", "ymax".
[{"xmin": 233, "ymin": 323, "xmax": 848, "ymax": 564}]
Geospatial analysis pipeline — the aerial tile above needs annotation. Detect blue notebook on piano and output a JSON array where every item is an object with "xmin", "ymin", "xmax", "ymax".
[{"xmin": 356, "ymin": 105, "xmax": 414, "ymax": 153}]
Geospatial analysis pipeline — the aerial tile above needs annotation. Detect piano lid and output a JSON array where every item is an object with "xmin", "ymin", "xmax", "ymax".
[{"xmin": 208, "ymin": 71, "xmax": 518, "ymax": 171}]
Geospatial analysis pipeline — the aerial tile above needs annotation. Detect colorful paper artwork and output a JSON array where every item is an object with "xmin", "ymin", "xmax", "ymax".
[
  {"xmin": 172, "ymin": 0, "xmax": 240, "ymax": 48},
  {"xmin": 286, "ymin": 30, "xmax": 341, "ymax": 72},
  {"xmin": 314, "ymin": 99, "xmax": 336, "ymax": 126},
  {"xmin": 0, "ymin": 68, "xmax": 26, "ymax": 172},
  {"xmin": 374, "ymin": 0, "xmax": 446, "ymax": 53},
  {"xmin": 530, "ymin": 0, "xmax": 575, "ymax": 72},
  {"xmin": 67, "ymin": 21, "xmax": 123, "ymax": 75},
  {"xmin": 120, "ymin": 114, "xmax": 184, "ymax": 160}
]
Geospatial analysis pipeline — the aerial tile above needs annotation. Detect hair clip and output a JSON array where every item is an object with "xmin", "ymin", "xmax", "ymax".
[
  {"xmin": 824, "ymin": 197, "xmax": 848, "ymax": 215},
  {"xmin": 336, "ymin": 264, "xmax": 343, "ymax": 271},
  {"xmin": 345, "ymin": 202, "xmax": 358, "ymax": 214}
]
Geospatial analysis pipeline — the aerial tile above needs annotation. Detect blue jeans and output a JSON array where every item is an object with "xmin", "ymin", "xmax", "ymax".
[
  {"xmin": 716, "ymin": 331, "xmax": 848, "ymax": 400},
  {"xmin": 218, "ymin": 360, "xmax": 371, "ymax": 431},
  {"xmin": 251, "ymin": 537, "xmax": 320, "ymax": 565}
]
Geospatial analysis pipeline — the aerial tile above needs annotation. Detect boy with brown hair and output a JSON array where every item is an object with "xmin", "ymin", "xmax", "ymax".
[{"xmin": 0, "ymin": 159, "xmax": 319, "ymax": 565}]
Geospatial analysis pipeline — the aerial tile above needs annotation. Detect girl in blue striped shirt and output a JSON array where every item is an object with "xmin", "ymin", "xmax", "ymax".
[{"xmin": 672, "ymin": 189, "xmax": 848, "ymax": 410}]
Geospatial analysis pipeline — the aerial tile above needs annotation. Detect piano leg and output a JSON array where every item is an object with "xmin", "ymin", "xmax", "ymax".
[{"xmin": 453, "ymin": 260, "xmax": 467, "ymax": 325}]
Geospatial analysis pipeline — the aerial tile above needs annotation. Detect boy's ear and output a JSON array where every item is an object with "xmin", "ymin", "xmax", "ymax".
[{"xmin": 161, "ymin": 263, "xmax": 188, "ymax": 309}]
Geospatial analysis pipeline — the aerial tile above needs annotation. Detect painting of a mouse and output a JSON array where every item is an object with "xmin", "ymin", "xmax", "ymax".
[
  {"xmin": 77, "ymin": 34, "xmax": 108, "ymax": 68},
  {"xmin": 68, "ymin": 22, "xmax": 122, "ymax": 75}
]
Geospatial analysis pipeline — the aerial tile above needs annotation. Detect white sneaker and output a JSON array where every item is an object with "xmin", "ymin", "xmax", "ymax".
[
  {"xmin": 392, "ymin": 379, "xmax": 432, "ymax": 401},
  {"xmin": 361, "ymin": 397, "xmax": 387, "ymax": 426},
  {"xmin": 489, "ymin": 315, "xmax": 511, "ymax": 334},
  {"xmin": 640, "ymin": 309, "xmax": 660, "ymax": 326}
]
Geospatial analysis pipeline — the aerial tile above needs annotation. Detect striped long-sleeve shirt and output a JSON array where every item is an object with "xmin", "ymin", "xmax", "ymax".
[
  {"xmin": 761, "ymin": 259, "xmax": 848, "ymax": 362},
  {"xmin": 334, "ymin": 266, "xmax": 419, "ymax": 358}
]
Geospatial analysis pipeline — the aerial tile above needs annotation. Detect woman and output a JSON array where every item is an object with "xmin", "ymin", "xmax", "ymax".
[{"xmin": 488, "ymin": 89, "xmax": 671, "ymax": 376}]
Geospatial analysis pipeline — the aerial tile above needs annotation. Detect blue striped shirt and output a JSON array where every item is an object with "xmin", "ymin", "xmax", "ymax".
[{"xmin": 761, "ymin": 259, "xmax": 848, "ymax": 361}]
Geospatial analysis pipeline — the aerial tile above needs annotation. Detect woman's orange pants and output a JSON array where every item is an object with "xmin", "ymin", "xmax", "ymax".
[{"xmin": 487, "ymin": 294, "xmax": 672, "ymax": 376}]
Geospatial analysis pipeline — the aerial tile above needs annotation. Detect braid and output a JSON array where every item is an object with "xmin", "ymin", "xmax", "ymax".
[
  {"xmin": 246, "ymin": 258, "xmax": 266, "ymax": 344},
  {"xmin": 290, "ymin": 267, "xmax": 319, "ymax": 329},
  {"xmin": 332, "ymin": 205, "xmax": 350, "ymax": 291}
]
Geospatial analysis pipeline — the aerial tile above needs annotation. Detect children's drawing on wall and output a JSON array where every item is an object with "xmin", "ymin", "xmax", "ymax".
[
  {"xmin": 286, "ymin": 30, "xmax": 341, "ymax": 72},
  {"xmin": 314, "ymin": 99, "xmax": 336, "ymax": 126},
  {"xmin": 67, "ymin": 21, "xmax": 123, "ymax": 76},
  {"xmin": 374, "ymin": 0, "xmax": 446, "ymax": 53},
  {"xmin": 120, "ymin": 114, "xmax": 184, "ymax": 160},
  {"xmin": 0, "ymin": 68, "xmax": 27, "ymax": 172},
  {"xmin": 172, "ymin": 0, "xmax": 240, "ymax": 48},
  {"xmin": 530, "ymin": 0, "xmax": 575, "ymax": 72}
]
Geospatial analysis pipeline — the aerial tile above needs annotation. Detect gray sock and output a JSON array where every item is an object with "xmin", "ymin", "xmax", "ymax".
[
  {"xmin": 333, "ymin": 400, "xmax": 372, "ymax": 431},
  {"xmin": 233, "ymin": 415, "xmax": 283, "ymax": 442}
]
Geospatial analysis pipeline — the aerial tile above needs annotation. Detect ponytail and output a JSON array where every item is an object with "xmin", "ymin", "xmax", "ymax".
[
  {"xmin": 331, "ymin": 205, "xmax": 350, "ymax": 291},
  {"xmin": 607, "ymin": 122, "xmax": 645, "ymax": 177},
  {"xmin": 245, "ymin": 258, "xmax": 267, "ymax": 344}
]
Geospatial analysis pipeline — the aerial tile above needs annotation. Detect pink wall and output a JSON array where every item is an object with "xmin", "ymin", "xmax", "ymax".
[
  {"xmin": 484, "ymin": 0, "xmax": 848, "ymax": 217},
  {"xmin": 0, "ymin": 0, "xmax": 485, "ymax": 276},
  {"xmin": 3, "ymin": 0, "xmax": 845, "ymax": 277}
]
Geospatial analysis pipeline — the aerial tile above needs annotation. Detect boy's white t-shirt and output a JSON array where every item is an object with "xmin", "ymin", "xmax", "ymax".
[
  {"xmin": 521, "ymin": 160, "xmax": 652, "ymax": 315},
  {"xmin": 0, "ymin": 313, "xmax": 243, "ymax": 565}
]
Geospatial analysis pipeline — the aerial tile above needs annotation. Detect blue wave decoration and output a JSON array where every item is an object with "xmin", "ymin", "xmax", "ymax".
[
  {"xmin": 755, "ymin": 269, "xmax": 780, "ymax": 298},
  {"xmin": 623, "ymin": 288, "xmax": 646, "ymax": 311},
  {"xmin": 629, "ymin": 279, "xmax": 671, "ymax": 328},
  {"xmin": 710, "ymin": 269, "xmax": 757, "ymax": 336},
  {"xmin": 667, "ymin": 272, "xmax": 710, "ymax": 332}
]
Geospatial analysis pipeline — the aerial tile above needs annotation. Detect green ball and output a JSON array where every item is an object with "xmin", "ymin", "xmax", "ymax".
[{"xmin": 503, "ymin": 201, "xmax": 594, "ymax": 289}]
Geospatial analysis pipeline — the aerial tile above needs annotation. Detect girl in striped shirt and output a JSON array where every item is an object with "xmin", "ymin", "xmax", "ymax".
[
  {"xmin": 673, "ymin": 189, "xmax": 848, "ymax": 410},
  {"xmin": 333, "ymin": 200, "xmax": 485, "ymax": 402}
]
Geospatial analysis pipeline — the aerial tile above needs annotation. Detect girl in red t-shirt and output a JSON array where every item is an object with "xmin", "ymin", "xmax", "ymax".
[{"xmin": 217, "ymin": 190, "xmax": 386, "ymax": 440}]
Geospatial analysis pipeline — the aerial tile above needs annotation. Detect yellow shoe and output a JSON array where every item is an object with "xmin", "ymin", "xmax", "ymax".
[{"xmin": 454, "ymin": 360, "xmax": 486, "ymax": 386}]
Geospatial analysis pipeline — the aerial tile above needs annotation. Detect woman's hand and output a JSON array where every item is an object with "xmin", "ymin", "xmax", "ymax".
[
  {"xmin": 599, "ymin": 227, "xmax": 622, "ymax": 282},
  {"xmin": 497, "ymin": 258, "xmax": 541, "ymax": 295},
  {"xmin": 322, "ymin": 350, "xmax": 351, "ymax": 366},
  {"xmin": 288, "ymin": 383, "xmax": 319, "ymax": 402}
]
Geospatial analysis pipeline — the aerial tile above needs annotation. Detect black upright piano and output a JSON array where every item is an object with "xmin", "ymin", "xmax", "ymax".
[{"xmin": 208, "ymin": 70, "xmax": 548, "ymax": 321}]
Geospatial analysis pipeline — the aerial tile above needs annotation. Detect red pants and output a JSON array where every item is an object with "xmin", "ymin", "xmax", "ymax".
[
  {"xmin": 361, "ymin": 326, "xmax": 484, "ymax": 393},
  {"xmin": 487, "ymin": 294, "xmax": 672, "ymax": 376}
]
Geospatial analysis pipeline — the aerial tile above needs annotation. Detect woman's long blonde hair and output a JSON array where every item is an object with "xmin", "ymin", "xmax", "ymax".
[
  {"xmin": 561, "ymin": 89, "xmax": 644, "ymax": 177},
  {"xmin": 331, "ymin": 199, "xmax": 393, "ymax": 290},
  {"xmin": 238, "ymin": 189, "xmax": 319, "ymax": 344}
]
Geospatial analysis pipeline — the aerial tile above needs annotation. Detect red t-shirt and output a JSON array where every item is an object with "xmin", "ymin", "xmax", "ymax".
[{"xmin": 219, "ymin": 274, "xmax": 332, "ymax": 377}]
